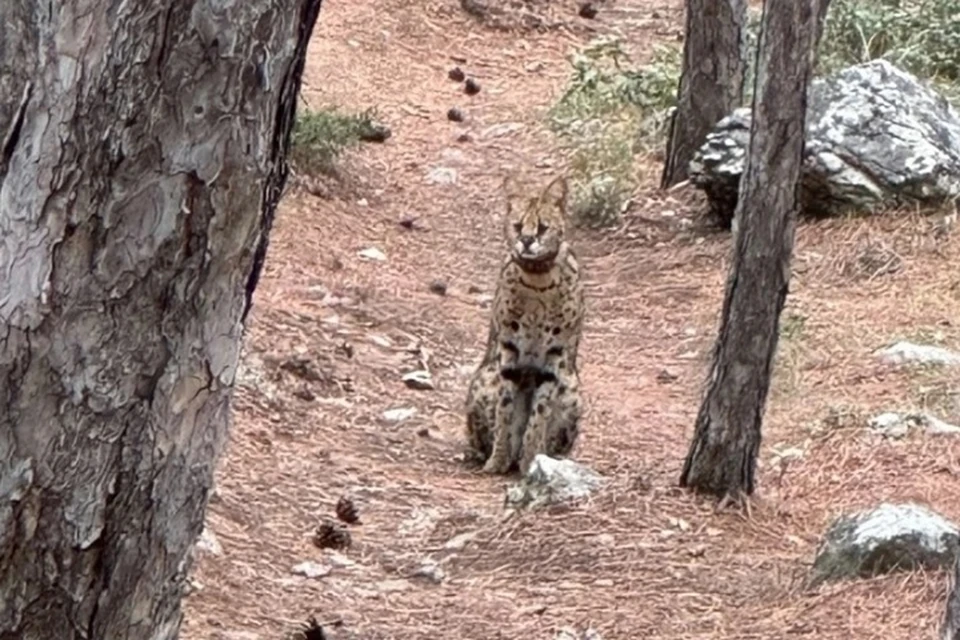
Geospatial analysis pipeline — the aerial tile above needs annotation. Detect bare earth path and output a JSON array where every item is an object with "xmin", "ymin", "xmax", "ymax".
[{"xmin": 183, "ymin": 1, "xmax": 960, "ymax": 638}]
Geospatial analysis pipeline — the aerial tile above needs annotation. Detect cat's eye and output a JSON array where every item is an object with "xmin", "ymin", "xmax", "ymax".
[
  {"xmin": 513, "ymin": 221, "xmax": 523, "ymax": 233},
  {"xmin": 537, "ymin": 222, "xmax": 548, "ymax": 235}
]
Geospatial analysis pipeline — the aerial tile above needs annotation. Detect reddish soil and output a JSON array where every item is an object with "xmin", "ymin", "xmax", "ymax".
[{"xmin": 182, "ymin": 0, "xmax": 960, "ymax": 638}]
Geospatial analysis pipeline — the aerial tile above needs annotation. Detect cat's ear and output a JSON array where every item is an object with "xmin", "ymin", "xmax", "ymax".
[
  {"xmin": 502, "ymin": 175, "xmax": 525, "ymax": 217},
  {"xmin": 541, "ymin": 175, "xmax": 569, "ymax": 216}
]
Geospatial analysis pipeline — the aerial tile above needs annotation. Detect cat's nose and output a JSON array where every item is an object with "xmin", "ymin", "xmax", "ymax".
[{"xmin": 520, "ymin": 236, "xmax": 535, "ymax": 249}]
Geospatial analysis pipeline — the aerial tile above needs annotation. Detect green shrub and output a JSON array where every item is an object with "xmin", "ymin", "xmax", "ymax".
[
  {"xmin": 817, "ymin": 0, "xmax": 960, "ymax": 100},
  {"xmin": 290, "ymin": 106, "xmax": 380, "ymax": 175},
  {"xmin": 548, "ymin": 37, "xmax": 680, "ymax": 227}
]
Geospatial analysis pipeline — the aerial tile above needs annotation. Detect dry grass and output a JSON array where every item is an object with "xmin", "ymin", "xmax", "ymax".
[{"xmin": 181, "ymin": 0, "xmax": 960, "ymax": 638}]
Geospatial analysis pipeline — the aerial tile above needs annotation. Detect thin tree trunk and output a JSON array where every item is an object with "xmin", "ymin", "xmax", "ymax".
[
  {"xmin": 660, "ymin": 0, "xmax": 747, "ymax": 189},
  {"xmin": 944, "ymin": 555, "xmax": 960, "ymax": 640},
  {"xmin": 679, "ymin": 0, "xmax": 830, "ymax": 498},
  {"xmin": 0, "ymin": 1, "xmax": 322, "ymax": 638}
]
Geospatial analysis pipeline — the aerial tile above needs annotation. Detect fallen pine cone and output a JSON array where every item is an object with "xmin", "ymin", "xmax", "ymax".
[
  {"xmin": 313, "ymin": 520, "xmax": 352, "ymax": 550},
  {"xmin": 335, "ymin": 495, "xmax": 360, "ymax": 524},
  {"xmin": 288, "ymin": 616, "xmax": 331, "ymax": 640}
]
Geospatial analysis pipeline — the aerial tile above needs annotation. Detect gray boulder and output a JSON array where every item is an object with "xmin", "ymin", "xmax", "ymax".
[
  {"xmin": 504, "ymin": 454, "xmax": 603, "ymax": 510},
  {"xmin": 690, "ymin": 60, "xmax": 960, "ymax": 228},
  {"xmin": 811, "ymin": 502, "xmax": 960, "ymax": 585}
]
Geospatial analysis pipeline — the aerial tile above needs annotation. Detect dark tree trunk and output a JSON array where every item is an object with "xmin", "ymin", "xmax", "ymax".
[
  {"xmin": 660, "ymin": 0, "xmax": 747, "ymax": 189},
  {"xmin": 679, "ymin": 0, "xmax": 830, "ymax": 498},
  {"xmin": 944, "ymin": 555, "xmax": 960, "ymax": 640},
  {"xmin": 0, "ymin": 0, "xmax": 322, "ymax": 638}
]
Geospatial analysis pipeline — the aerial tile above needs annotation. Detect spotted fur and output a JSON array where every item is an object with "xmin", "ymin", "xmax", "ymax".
[{"xmin": 465, "ymin": 175, "xmax": 585, "ymax": 475}]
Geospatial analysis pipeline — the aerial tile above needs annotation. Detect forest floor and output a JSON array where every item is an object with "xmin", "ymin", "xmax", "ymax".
[{"xmin": 182, "ymin": 0, "xmax": 960, "ymax": 638}]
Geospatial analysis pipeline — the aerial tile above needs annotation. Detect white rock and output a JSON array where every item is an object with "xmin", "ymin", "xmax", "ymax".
[
  {"xmin": 868, "ymin": 411, "xmax": 960, "ymax": 438},
  {"xmin": 925, "ymin": 414, "xmax": 960, "ymax": 435},
  {"xmin": 877, "ymin": 341, "xmax": 960, "ymax": 367},
  {"xmin": 444, "ymin": 530, "xmax": 479, "ymax": 550},
  {"xmin": 425, "ymin": 167, "xmax": 458, "ymax": 185},
  {"xmin": 195, "ymin": 527, "xmax": 222, "ymax": 556},
  {"xmin": 812, "ymin": 502, "xmax": 960, "ymax": 584},
  {"xmin": 291, "ymin": 561, "xmax": 331, "ymax": 579},
  {"xmin": 505, "ymin": 455, "xmax": 603, "ymax": 510},
  {"xmin": 413, "ymin": 559, "xmax": 445, "ymax": 584},
  {"xmin": 325, "ymin": 552, "xmax": 356, "ymax": 568},
  {"xmin": 869, "ymin": 411, "xmax": 914, "ymax": 438},
  {"xmin": 357, "ymin": 247, "xmax": 387, "ymax": 262},
  {"xmin": 402, "ymin": 370, "xmax": 435, "ymax": 390},
  {"xmin": 382, "ymin": 407, "xmax": 417, "ymax": 422}
]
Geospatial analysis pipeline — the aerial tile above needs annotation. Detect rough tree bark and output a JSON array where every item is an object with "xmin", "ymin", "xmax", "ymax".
[
  {"xmin": 944, "ymin": 555, "xmax": 960, "ymax": 640},
  {"xmin": 660, "ymin": 0, "xmax": 747, "ymax": 189},
  {"xmin": 0, "ymin": 1, "xmax": 322, "ymax": 638},
  {"xmin": 679, "ymin": 0, "xmax": 830, "ymax": 499}
]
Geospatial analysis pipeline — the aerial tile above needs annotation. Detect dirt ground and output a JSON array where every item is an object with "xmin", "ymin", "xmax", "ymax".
[{"xmin": 182, "ymin": 0, "xmax": 960, "ymax": 638}]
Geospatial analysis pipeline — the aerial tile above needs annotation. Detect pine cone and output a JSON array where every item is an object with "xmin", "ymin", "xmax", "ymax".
[
  {"xmin": 335, "ymin": 495, "xmax": 360, "ymax": 524},
  {"xmin": 294, "ymin": 617, "xmax": 327, "ymax": 640},
  {"xmin": 312, "ymin": 520, "xmax": 351, "ymax": 550}
]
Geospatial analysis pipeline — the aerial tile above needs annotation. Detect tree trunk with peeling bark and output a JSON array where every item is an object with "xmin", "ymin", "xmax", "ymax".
[
  {"xmin": 660, "ymin": 0, "xmax": 747, "ymax": 189},
  {"xmin": 679, "ymin": 0, "xmax": 830, "ymax": 499},
  {"xmin": 0, "ymin": 1, "xmax": 322, "ymax": 638}
]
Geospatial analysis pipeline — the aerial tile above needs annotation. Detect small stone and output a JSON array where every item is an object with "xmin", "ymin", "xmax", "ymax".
[
  {"xmin": 184, "ymin": 578, "xmax": 204, "ymax": 595},
  {"xmin": 402, "ymin": 370, "xmax": 435, "ymax": 390},
  {"xmin": 426, "ymin": 166, "xmax": 458, "ymax": 185},
  {"xmin": 447, "ymin": 107, "xmax": 465, "ymax": 122},
  {"xmin": 413, "ymin": 559, "xmax": 445, "ymax": 584},
  {"xmin": 195, "ymin": 527, "xmax": 222, "ymax": 556},
  {"xmin": 578, "ymin": 2, "xmax": 598, "ymax": 18},
  {"xmin": 556, "ymin": 628, "xmax": 602, "ymax": 640},
  {"xmin": 398, "ymin": 214, "xmax": 419, "ymax": 230},
  {"xmin": 383, "ymin": 407, "xmax": 417, "ymax": 422},
  {"xmin": 357, "ymin": 247, "xmax": 387, "ymax": 262},
  {"xmin": 519, "ymin": 604, "xmax": 548, "ymax": 616},
  {"xmin": 291, "ymin": 561, "xmax": 331, "ymax": 579},
  {"xmin": 326, "ymin": 552, "xmax": 356, "ymax": 568},
  {"xmin": 656, "ymin": 368, "xmax": 678, "ymax": 384},
  {"xmin": 429, "ymin": 280, "xmax": 448, "ymax": 295},
  {"xmin": 464, "ymin": 78, "xmax": 481, "ymax": 95},
  {"xmin": 456, "ymin": 132, "xmax": 472, "ymax": 143},
  {"xmin": 448, "ymin": 67, "xmax": 466, "ymax": 82},
  {"xmin": 505, "ymin": 455, "xmax": 603, "ymax": 510},
  {"xmin": 293, "ymin": 387, "xmax": 315, "ymax": 402},
  {"xmin": 358, "ymin": 121, "xmax": 391, "ymax": 143},
  {"xmin": 877, "ymin": 341, "xmax": 960, "ymax": 367},
  {"xmin": 444, "ymin": 530, "xmax": 479, "ymax": 550},
  {"xmin": 869, "ymin": 411, "xmax": 960, "ymax": 438}
]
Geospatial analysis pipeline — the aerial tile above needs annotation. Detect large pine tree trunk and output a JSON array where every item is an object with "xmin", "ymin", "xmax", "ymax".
[
  {"xmin": 660, "ymin": 0, "xmax": 746, "ymax": 189},
  {"xmin": 0, "ymin": 1, "xmax": 322, "ymax": 637},
  {"xmin": 679, "ymin": 0, "xmax": 830, "ymax": 498}
]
